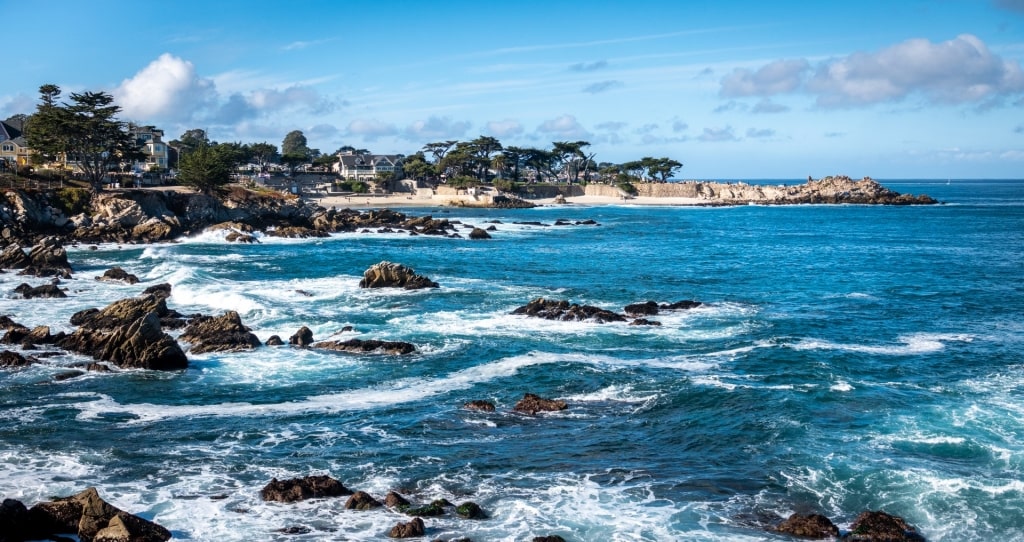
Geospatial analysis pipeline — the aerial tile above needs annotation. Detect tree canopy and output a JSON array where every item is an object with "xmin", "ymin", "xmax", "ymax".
[
  {"xmin": 176, "ymin": 143, "xmax": 232, "ymax": 194},
  {"xmin": 25, "ymin": 84, "xmax": 143, "ymax": 189}
]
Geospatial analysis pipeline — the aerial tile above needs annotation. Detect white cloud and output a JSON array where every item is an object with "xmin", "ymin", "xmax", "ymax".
[
  {"xmin": 720, "ymin": 59, "xmax": 810, "ymax": 97},
  {"xmin": 115, "ymin": 53, "xmax": 215, "ymax": 121},
  {"xmin": 403, "ymin": 116, "xmax": 471, "ymax": 141},
  {"xmin": 713, "ymin": 100, "xmax": 748, "ymax": 113},
  {"xmin": 348, "ymin": 119, "xmax": 398, "ymax": 141},
  {"xmin": 0, "ymin": 93, "xmax": 35, "ymax": 118},
  {"xmin": 746, "ymin": 128, "xmax": 775, "ymax": 138},
  {"xmin": 582, "ymin": 80, "xmax": 624, "ymax": 94},
  {"xmin": 537, "ymin": 114, "xmax": 591, "ymax": 139},
  {"xmin": 485, "ymin": 119, "xmax": 524, "ymax": 137},
  {"xmin": 719, "ymin": 35, "xmax": 1024, "ymax": 108},
  {"xmin": 751, "ymin": 99, "xmax": 790, "ymax": 114},
  {"xmin": 697, "ymin": 126, "xmax": 738, "ymax": 142},
  {"xmin": 808, "ymin": 34, "xmax": 1024, "ymax": 107}
]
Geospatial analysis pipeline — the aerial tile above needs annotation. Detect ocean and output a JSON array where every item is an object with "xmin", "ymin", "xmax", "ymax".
[{"xmin": 1, "ymin": 179, "xmax": 1022, "ymax": 541}]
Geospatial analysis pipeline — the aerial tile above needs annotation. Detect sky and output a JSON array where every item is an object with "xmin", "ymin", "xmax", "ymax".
[{"xmin": 2, "ymin": 0, "xmax": 1023, "ymax": 179}]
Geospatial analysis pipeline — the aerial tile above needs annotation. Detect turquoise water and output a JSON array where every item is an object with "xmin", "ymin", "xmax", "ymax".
[{"xmin": 1, "ymin": 180, "xmax": 1022, "ymax": 541}]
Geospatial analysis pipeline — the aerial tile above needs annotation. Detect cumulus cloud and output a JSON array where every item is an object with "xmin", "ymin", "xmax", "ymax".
[
  {"xmin": 672, "ymin": 120, "xmax": 689, "ymax": 132},
  {"xmin": 746, "ymin": 128, "xmax": 776, "ymax": 138},
  {"xmin": 485, "ymin": 119, "xmax": 524, "ymax": 137},
  {"xmin": 403, "ymin": 116, "xmax": 471, "ymax": 140},
  {"xmin": 115, "ymin": 53, "xmax": 215, "ymax": 120},
  {"xmin": 569, "ymin": 60, "xmax": 608, "ymax": 72},
  {"xmin": 307, "ymin": 123, "xmax": 340, "ymax": 141},
  {"xmin": 808, "ymin": 34, "xmax": 1024, "ymax": 106},
  {"xmin": 752, "ymin": 99, "xmax": 790, "ymax": 114},
  {"xmin": 697, "ymin": 126, "xmax": 738, "ymax": 142},
  {"xmin": 348, "ymin": 119, "xmax": 398, "ymax": 141},
  {"xmin": 537, "ymin": 114, "xmax": 591, "ymax": 139},
  {"xmin": 582, "ymin": 80, "xmax": 624, "ymax": 94},
  {"xmin": 719, "ymin": 35, "xmax": 1024, "ymax": 108}
]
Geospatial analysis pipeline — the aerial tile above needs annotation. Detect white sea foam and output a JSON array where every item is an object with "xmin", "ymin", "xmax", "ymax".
[
  {"xmin": 793, "ymin": 332, "xmax": 975, "ymax": 355},
  {"xmin": 830, "ymin": 381, "xmax": 854, "ymax": 392}
]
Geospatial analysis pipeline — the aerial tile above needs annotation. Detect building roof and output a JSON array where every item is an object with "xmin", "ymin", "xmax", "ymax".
[{"xmin": 0, "ymin": 120, "xmax": 22, "ymax": 142}]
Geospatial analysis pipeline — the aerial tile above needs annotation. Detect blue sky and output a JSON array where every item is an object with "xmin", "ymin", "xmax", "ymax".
[{"xmin": 2, "ymin": 0, "xmax": 1023, "ymax": 179}]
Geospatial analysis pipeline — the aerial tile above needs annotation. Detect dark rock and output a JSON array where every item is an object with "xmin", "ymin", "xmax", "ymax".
[
  {"xmin": 629, "ymin": 318, "xmax": 661, "ymax": 326},
  {"xmin": 58, "ymin": 311, "xmax": 188, "ymax": 371},
  {"xmin": 86, "ymin": 362, "xmax": 112, "ymax": 373},
  {"xmin": 21, "ymin": 237, "xmax": 73, "ymax": 278},
  {"xmin": 0, "ymin": 498, "xmax": 31, "ymax": 540},
  {"xmin": 511, "ymin": 298, "xmax": 626, "ymax": 323},
  {"xmin": 344, "ymin": 491, "xmax": 382, "ymax": 510},
  {"xmin": 532, "ymin": 537, "xmax": 566, "ymax": 542},
  {"xmin": 276, "ymin": 525, "xmax": 311, "ymax": 535},
  {"xmin": 514, "ymin": 393, "xmax": 568, "ymax": 415},
  {"xmin": 389, "ymin": 517, "xmax": 425, "ymax": 538},
  {"xmin": 142, "ymin": 283, "xmax": 172, "ymax": 300},
  {"xmin": 847, "ymin": 510, "xmax": 925, "ymax": 541},
  {"xmin": 179, "ymin": 311, "xmax": 261, "ymax": 353},
  {"xmin": 661, "ymin": 300, "xmax": 703, "ymax": 310},
  {"xmin": 312, "ymin": 339, "xmax": 416, "ymax": 355},
  {"xmin": 385, "ymin": 491, "xmax": 411, "ymax": 509},
  {"xmin": 27, "ymin": 487, "xmax": 170, "ymax": 542},
  {"xmin": 14, "ymin": 282, "xmax": 67, "ymax": 299},
  {"xmin": 267, "ymin": 226, "xmax": 329, "ymax": 239},
  {"xmin": 463, "ymin": 400, "xmax": 496, "ymax": 412},
  {"xmin": 95, "ymin": 267, "xmax": 140, "ymax": 285},
  {"xmin": 468, "ymin": 227, "xmax": 491, "ymax": 240},
  {"xmin": 69, "ymin": 294, "xmax": 170, "ymax": 330},
  {"xmin": 0, "ymin": 350, "xmax": 36, "ymax": 368},
  {"xmin": 224, "ymin": 232, "xmax": 259, "ymax": 243},
  {"xmin": 259, "ymin": 475, "xmax": 352, "ymax": 503},
  {"xmin": 485, "ymin": 225, "xmax": 497, "ymax": 231},
  {"xmin": 455, "ymin": 502, "xmax": 486, "ymax": 519},
  {"xmin": 265, "ymin": 335, "xmax": 284, "ymax": 346},
  {"xmin": 775, "ymin": 513, "xmax": 839, "ymax": 539},
  {"xmin": 289, "ymin": 326, "xmax": 314, "ymax": 347},
  {"xmin": 404, "ymin": 500, "xmax": 447, "ymax": 517},
  {"xmin": 0, "ymin": 244, "xmax": 30, "ymax": 269},
  {"xmin": 624, "ymin": 301, "xmax": 659, "ymax": 316},
  {"xmin": 70, "ymin": 308, "xmax": 100, "ymax": 326},
  {"xmin": 359, "ymin": 261, "xmax": 439, "ymax": 289}
]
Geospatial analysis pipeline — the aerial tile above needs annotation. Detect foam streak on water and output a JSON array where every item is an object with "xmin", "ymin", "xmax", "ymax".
[{"xmin": 2, "ymin": 181, "xmax": 1024, "ymax": 540}]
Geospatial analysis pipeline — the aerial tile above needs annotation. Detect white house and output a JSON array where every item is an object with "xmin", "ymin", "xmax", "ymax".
[{"xmin": 333, "ymin": 151, "xmax": 403, "ymax": 180}]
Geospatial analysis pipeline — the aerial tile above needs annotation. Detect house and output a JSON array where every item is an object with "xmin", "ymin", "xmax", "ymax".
[
  {"xmin": 333, "ymin": 151, "xmax": 403, "ymax": 180},
  {"xmin": 128, "ymin": 124, "xmax": 169, "ymax": 172},
  {"xmin": 0, "ymin": 118, "xmax": 32, "ymax": 171}
]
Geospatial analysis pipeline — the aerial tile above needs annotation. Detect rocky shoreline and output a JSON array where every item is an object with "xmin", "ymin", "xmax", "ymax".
[{"xmin": 0, "ymin": 183, "xmax": 938, "ymax": 540}]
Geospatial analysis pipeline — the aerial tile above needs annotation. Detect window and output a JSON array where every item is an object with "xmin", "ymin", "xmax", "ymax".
[{"xmin": 1, "ymin": 144, "xmax": 13, "ymax": 152}]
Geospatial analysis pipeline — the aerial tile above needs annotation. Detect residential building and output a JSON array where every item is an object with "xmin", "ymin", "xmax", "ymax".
[
  {"xmin": 0, "ymin": 118, "xmax": 32, "ymax": 171},
  {"xmin": 128, "ymin": 124, "xmax": 169, "ymax": 173},
  {"xmin": 333, "ymin": 151, "xmax": 403, "ymax": 180}
]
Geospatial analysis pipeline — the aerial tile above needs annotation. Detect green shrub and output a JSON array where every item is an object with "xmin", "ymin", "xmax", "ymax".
[
  {"xmin": 616, "ymin": 181, "xmax": 638, "ymax": 196},
  {"xmin": 53, "ymin": 187, "xmax": 91, "ymax": 216}
]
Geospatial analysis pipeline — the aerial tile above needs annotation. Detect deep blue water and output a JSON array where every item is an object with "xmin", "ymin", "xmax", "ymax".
[{"xmin": 1, "ymin": 180, "xmax": 1022, "ymax": 541}]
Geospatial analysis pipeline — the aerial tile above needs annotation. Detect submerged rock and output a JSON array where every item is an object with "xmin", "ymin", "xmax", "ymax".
[
  {"xmin": 345, "ymin": 491, "xmax": 382, "ymax": 510},
  {"xmin": 359, "ymin": 261, "xmax": 438, "ymax": 289},
  {"xmin": 463, "ymin": 400, "xmax": 496, "ymax": 412},
  {"xmin": 14, "ymin": 282, "xmax": 66, "ymax": 299}
]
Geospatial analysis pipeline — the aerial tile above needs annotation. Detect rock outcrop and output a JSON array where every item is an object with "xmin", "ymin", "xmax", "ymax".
[
  {"xmin": 312, "ymin": 339, "xmax": 416, "ymax": 355},
  {"xmin": 775, "ymin": 513, "xmax": 839, "ymax": 538},
  {"xmin": 260, "ymin": 475, "xmax": 352, "ymax": 503},
  {"xmin": 344, "ymin": 491, "xmax": 382, "ymax": 510},
  {"xmin": 58, "ymin": 294, "xmax": 188, "ymax": 371},
  {"xmin": 359, "ymin": 261, "xmax": 439, "ymax": 289},
  {"xmin": 388, "ymin": 517, "xmax": 425, "ymax": 538},
  {"xmin": 96, "ymin": 267, "xmax": 140, "ymax": 284},
  {"xmin": 23, "ymin": 487, "xmax": 171, "ymax": 542},
  {"xmin": 14, "ymin": 282, "xmax": 66, "ymax": 299},
  {"xmin": 289, "ymin": 326, "xmax": 314, "ymax": 347},
  {"xmin": 512, "ymin": 298, "xmax": 626, "ymax": 323},
  {"xmin": 463, "ymin": 400, "xmax": 496, "ymax": 412},
  {"xmin": 22, "ymin": 236, "xmax": 72, "ymax": 278},
  {"xmin": 179, "ymin": 311, "xmax": 261, "ymax": 354},
  {"xmin": 0, "ymin": 350, "xmax": 37, "ymax": 367},
  {"xmin": 514, "ymin": 393, "xmax": 568, "ymax": 414},
  {"xmin": 846, "ymin": 510, "xmax": 925, "ymax": 541}
]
